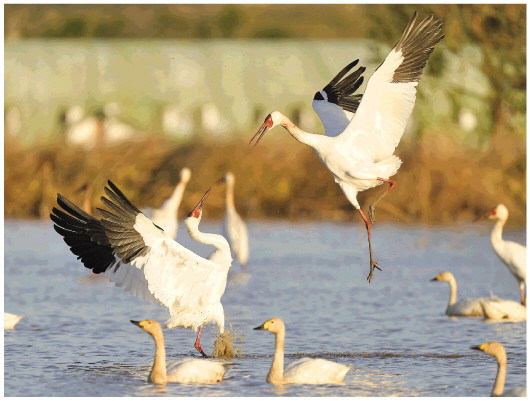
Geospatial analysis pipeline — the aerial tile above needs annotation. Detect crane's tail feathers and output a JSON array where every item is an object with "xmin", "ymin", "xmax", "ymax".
[{"xmin": 376, "ymin": 155, "xmax": 402, "ymax": 178}]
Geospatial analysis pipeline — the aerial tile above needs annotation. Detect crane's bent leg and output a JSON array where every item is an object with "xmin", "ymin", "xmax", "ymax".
[
  {"xmin": 357, "ymin": 208, "xmax": 382, "ymax": 282},
  {"xmin": 368, "ymin": 178, "xmax": 396, "ymax": 223},
  {"xmin": 520, "ymin": 282, "xmax": 526, "ymax": 306},
  {"xmin": 194, "ymin": 326, "xmax": 208, "ymax": 358}
]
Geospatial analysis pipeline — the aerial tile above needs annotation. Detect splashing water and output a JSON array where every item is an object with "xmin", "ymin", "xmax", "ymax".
[{"xmin": 212, "ymin": 323, "xmax": 245, "ymax": 358}]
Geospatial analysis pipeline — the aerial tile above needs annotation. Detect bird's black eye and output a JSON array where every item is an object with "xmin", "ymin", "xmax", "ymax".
[{"xmin": 313, "ymin": 92, "xmax": 324, "ymax": 101}]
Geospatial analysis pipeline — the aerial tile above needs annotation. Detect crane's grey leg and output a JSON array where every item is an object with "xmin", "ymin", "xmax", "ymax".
[
  {"xmin": 368, "ymin": 177, "xmax": 396, "ymax": 223},
  {"xmin": 357, "ymin": 208, "xmax": 382, "ymax": 282},
  {"xmin": 194, "ymin": 326, "xmax": 208, "ymax": 358}
]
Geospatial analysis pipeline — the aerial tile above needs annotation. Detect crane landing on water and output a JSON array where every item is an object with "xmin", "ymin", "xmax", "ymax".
[{"xmin": 250, "ymin": 12, "xmax": 444, "ymax": 282}]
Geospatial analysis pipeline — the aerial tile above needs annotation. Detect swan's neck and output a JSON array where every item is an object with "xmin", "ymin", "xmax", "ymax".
[
  {"xmin": 278, "ymin": 113, "xmax": 322, "ymax": 149},
  {"xmin": 185, "ymin": 218, "xmax": 231, "ymax": 262},
  {"xmin": 169, "ymin": 180, "xmax": 188, "ymax": 212},
  {"xmin": 267, "ymin": 330, "xmax": 285, "ymax": 384},
  {"xmin": 490, "ymin": 218, "xmax": 505, "ymax": 248},
  {"xmin": 225, "ymin": 181, "xmax": 236, "ymax": 211},
  {"xmin": 447, "ymin": 276, "xmax": 458, "ymax": 307},
  {"xmin": 492, "ymin": 357, "xmax": 507, "ymax": 396},
  {"xmin": 148, "ymin": 330, "xmax": 167, "ymax": 384}
]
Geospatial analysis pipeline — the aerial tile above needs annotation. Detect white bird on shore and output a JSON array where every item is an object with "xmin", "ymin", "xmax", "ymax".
[
  {"xmin": 250, "ymin": 12, "xmax": 444, "ymax": 281},
  {"xmin": 477, "ymin": 204, "xmax": 526, "ymax": 306},
  {"xmin": 150, "ymin": 167, "xmax": 192, "ymax": 239},
  {"xmin": 217, "ymin": 172, "xmax": 249, "ymax": 273},
  {"xmin": 50, "ymin": 181, "xmax": 233, "ymax": 357},
  {"xmin": 131, "ymin": 319, "xmax": 226, "ymax": 384},
  {"xmin": 471, "ymin": 342, "xmax": 526, "ymax": 397},
  {"xmin": 254, "ymin": 317, "xmax": 350, "ymax": 385},
  {"xmin": 4, "ymin": 313, "xmax": 23, "ymax": 330}
]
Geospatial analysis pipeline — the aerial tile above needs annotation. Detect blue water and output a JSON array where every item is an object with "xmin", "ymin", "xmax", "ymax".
[{"xmin": 4, "ymin": 219, "xmax": 526, "ymax": 396}]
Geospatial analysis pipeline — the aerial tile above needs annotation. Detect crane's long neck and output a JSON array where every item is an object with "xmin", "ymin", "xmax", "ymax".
[
  {"xmin": 490, "ymin": 218, "xmax": 506, "ymax": 251},
  {"xmin": 447, "ymin": 276, "xmax": 458, "ymax": 307},
  {"xmin": 185, "ymin": 218, "xmax": 231, "ymax": 260},
  {"xmin": 148, "ymin": 329, "xmax": 167, "ymax": 384},
  {"xmin": 491, "ymin": 354, "xmax": 507, "ymax": 396},
  {"xmin": 226, "ymin": 181, "xmax": 236, "ymax": 211},
  {"xmin": 278, "ymin": 113, "xmax": 322, "ymax": 149},
  {"xmin": 267, "ymin": 329, "xmax": 285, "ymax": 384}
]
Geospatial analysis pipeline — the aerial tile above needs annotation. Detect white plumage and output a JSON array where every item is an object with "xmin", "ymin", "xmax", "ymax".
[
  {"xmin": 149, "ymin": 167, "xmax": 192, "ymax": 239},
  {"xmin": 51, "ymin": 181, "xmax": 232, "ymax": 357},
  {"xmin": 219, "ymin": 172, "xmax": 249, "ymax": 272},
  {"xmin": 478, "ymin": 204, "xmax": 526, "ymax": 305},
  {"xmin": 250, "ymin": 13, "xmax": 444, "ymax": 281},
  {"xmin": 4, "ymin": 312, "xmax": 23, "ymax": 330},
  {"xmin": 480, "ymin": 299, "xmax": 526, "ymax": 322},
  {"xmin": 431, "ymin": 271, "xmax": 487, "ymax": 317},
  {"xmin": 254, "ymin": 317, "xmax": 350, "ymax": 385},
  {"xmin": 131, "ymin": 319, "xmax": 226, "ymax": 384}
]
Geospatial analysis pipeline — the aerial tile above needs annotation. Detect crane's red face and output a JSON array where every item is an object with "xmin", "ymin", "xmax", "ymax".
[
  {"xmin": 475, "ymin": 206, "xmax": 496, "ymax": 222},
  {"xmin": 188, "ymin": 188, "xmax": 212, "ymax": 218},
  {"xmin": 249, "ymin": 114, "xmax": 273, "ymax": 147}
]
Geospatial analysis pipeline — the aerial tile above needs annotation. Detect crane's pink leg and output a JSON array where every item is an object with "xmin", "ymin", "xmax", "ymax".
[
  {"xmin": 357, "ymin": 208, "xmax": 382, "ymax": 282},
  {"xmin": 520, "ymin": 282, "xmax": 526, "ymax": 306},
  {"xmin": 194, "ymin": 326, "xmax": 208, "ymax": 357},
  {"xmin": 368, "ymin": 178, "xmax": 396, "ymax": 223}
]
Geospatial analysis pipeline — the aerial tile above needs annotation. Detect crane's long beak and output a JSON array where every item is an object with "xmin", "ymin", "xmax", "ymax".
[
  {"xmin": 249, "ymin": 114, "xmax": 273, "ymax": 147},
  {"xmin": 474, "ymin": 208, "xmax": 495, "ymax": 222},
  {"xmin": 188, "ymin": 187, "xmax": 212, "ymax": 218}
]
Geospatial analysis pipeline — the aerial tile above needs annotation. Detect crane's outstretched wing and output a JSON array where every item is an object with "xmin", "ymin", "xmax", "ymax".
[
  {"xmin": 51, "ymin": 181, "xmax": 220, "ymax": 314},
  {"xmin": 338, "ymin": 12, "xmax": 444, "ymax": 162},
  {"xmin": 312, "ymin": 59, "xmax": 366, "ymax": 137}
]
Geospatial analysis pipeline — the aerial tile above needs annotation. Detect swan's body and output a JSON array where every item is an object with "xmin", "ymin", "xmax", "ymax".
[
  {"xmin": 51, "ymin": 181, "xmax": 233, "ymax": 357},
  {"xmin": 472, "ymin": 342, "xmax": 526, "ymax": 397},
  {"xmin": 4, "ymin": 312, "xmax": 23, "ymax": 330},
  {"xmin": 254, "ymin": 317, "xmax": 350, "ymax": 385},
  {"xmin": 150, "ymin": 167, "xmax": 192, "ymax": 239},
  {"xmin": 250, "ymin": 13, "xmax": 444, "ymax": 281},
  {"xmin": 480, "ymin": 299, "xmax": 526, "ymax": 322},
  {"xmin": 219, "ymin": 172, "xmax": 249, "ymax": 272},
  {"xmin": 131, "ymin": 319, "xmax": 225, "ymax": 384},
  {"xmin": 431, "ymin": 271, "xmax": 488, "ymax": 317},
  {"xmin": 479, "ymin": 204, "xmax": 526, "ymax": 305}
]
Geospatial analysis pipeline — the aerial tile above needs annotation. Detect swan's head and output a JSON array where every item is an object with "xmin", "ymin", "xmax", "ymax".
[
  {"xmin": 180, "ymin": 167, "xmax": 192, "ymax": 183},
  {"xmin": 131, "ymin": 319, "xmax": 162, "ymax": 336},
  {"xmin": 430, "ymin": 271, "xmax": 455, "ymax": 283},
  {"xmin": 186, "ymin": 187, "xmax": 212, "ymax": 222},
  {"xmin": 249, "ymin": 111, "xmax": 282, "ymax": 147},
  {"xmin": 476, "ymin": 204, "xmax": 509, "ymax": 222},
  {"xmin": 471, "ymin": 341, "xmax": 507, "ymax": 362},
  {"xmin": 253, "ymin": 317, "xmax": 285, "ymax": 334}
]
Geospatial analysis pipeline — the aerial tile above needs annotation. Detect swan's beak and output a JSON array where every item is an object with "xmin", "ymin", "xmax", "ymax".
[
  {"xmin": 253, "ymin": 324, "xmax": 265, "ymax": 330},
  {"xmin": 470, "ymin": 345, "xmax": 481, "ymax": 350},
  {"xmin": 130, "ymin": 320, "xmax": 143, "ymax": 327},
  {"xmin": 187, "ymin": 187, "xmax": 212, "ymax": 218},
  {"xmin": 249, "ymin": 114, "xmax": 273, "ymax": 147},
  {"xmin": 430, "ymin": 277, "xmax": 439, "ymax": 282}
]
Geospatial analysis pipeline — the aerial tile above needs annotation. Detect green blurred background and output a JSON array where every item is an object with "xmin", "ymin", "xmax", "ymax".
[{"xmin": 4, "ymin": 4, "xmax": 526, "ymax": 226}]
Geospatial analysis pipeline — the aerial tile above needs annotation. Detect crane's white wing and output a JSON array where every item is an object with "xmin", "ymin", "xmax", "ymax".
[
  {"xmin": 337, "ymin": 13, "xmax": 444, "ymax": 162},
  {"xmin": 312, "ymin": 59, "xmax": 365, "ymax": 137}
]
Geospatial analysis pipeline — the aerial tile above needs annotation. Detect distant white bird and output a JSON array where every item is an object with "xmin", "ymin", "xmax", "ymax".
[
  {"xmin": 218, "ymin": 172, "xmax": 249, "ymax": 272},
  {"xmin": 431, "ymin": 271, "xmax": 487, "ymax": 317},
  {"xmin": 471, "ymin": 342, "xmax": 526, "ymax": 397},
  {"xmin": 4, "ymin": 312, "xmax": 23, "ymax": 330},
  {"xmin": 131, "ymin": 319, "xmax": 226, "ymax": 384},
  {"xmin": 150, "ymin": 167, "xmax": 192, "ymax": 239},
  {"xmin": 254, "ymin": 317, "xmax": 350, "ymax": 385},
  {"xmin": 480, "ymin": 299, "xmax": 526, "ymax": 322},
  {"xmin": 50, "ymin": 181, "xmax": 233, "ymax": 357},
  {"xmin": 250, "ymin": 12, "xmax": 444, "ymax": 281},
  {"xmin": 478, "ymin": 204, "xmax": 526, "ymax": 305}
]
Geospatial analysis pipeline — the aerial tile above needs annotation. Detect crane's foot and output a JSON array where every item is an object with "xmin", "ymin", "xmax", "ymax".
[
  {"xmin": 366, "ymin": 259, "xmax": 382, "ymax": 283},
  {"xmin": 196, "ymin": 345, "xmax": 209, "ymax": 358},
  {"xmin": 368, "ymin": 204, "xmax": 377, "ymax": 224}
]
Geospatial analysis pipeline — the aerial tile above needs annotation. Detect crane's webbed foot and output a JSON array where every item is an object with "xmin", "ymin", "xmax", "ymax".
[{"xmin": 366, "ymin": 259, "xmax": 382, "ymax": 283}]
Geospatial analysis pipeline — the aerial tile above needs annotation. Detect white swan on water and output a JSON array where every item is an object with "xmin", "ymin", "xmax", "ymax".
[
  {"xmin": 472, "ymin": 342, "xmax": 526, "ymax": 397},
  {"xmin": 254, "ymin": 317, "xmax": 350, "ymax": 385},
  {"xmin": 131, "ymin": 319, "xmax": 226, "ymax": 384}
]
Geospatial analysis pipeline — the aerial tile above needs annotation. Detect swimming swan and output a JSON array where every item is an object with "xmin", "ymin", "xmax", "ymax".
[
  {"xmin": 472, "ymin": 342, "xmax": 526, "ymax": 397},
  {"xmin": 4, "ymin": 312, "xmax": 23, "ymax": 330},
  {"xmin": 480, "ymin": 299, "xmax": 526, "ymax": 322},
  {"xmin": 253, "ymin": 317, "xmax": 350, "ymax": 385},
  {"xmin": 131, "ymin": 319, "xmax": 226, "ymax": 384},
  {"xmin": 431, "ymin": 271, "xmax": 487, "ymax": 316}
]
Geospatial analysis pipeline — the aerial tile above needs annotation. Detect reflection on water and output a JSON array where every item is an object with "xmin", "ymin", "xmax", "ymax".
[{"xmin": 4, "ymin": 220, "xmax": 526, "ymax": 396}]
